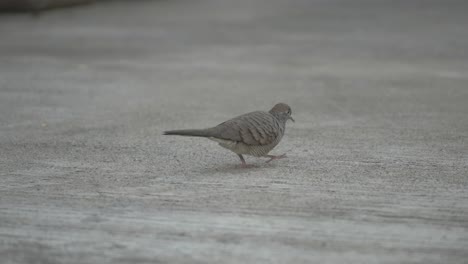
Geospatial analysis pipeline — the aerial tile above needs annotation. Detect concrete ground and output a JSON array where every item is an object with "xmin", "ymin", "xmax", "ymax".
[{"xmin": 1, "ymin": 0, "xmax": 467, "ymax": 263}]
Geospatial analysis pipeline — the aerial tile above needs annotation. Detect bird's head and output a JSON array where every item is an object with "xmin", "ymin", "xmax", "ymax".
[{"xmin": 269, "ymin": 103, "xmax": 294, "ymax": 123}]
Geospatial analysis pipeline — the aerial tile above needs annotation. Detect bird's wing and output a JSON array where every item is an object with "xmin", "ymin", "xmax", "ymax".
[{"xmin": 209, "ymin": 111, "xmax": 279, "ymax": 146}]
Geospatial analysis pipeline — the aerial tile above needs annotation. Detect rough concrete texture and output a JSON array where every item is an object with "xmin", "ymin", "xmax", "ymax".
[{"xmin": 1, "ymin": 0, "xmax": 467, "ymax": 263}]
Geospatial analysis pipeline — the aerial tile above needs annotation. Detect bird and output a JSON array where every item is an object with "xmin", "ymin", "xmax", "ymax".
[{"xmin": 164, "ymin": 103, "xmax": 294, "ymax": 167}]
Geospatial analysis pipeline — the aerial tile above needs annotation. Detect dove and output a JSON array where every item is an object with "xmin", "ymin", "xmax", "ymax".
[{"xmin": 164, "ymin": 103, "xmax": 294, "ymax": 167}]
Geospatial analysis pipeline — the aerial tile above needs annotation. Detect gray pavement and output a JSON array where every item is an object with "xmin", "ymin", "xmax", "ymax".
[{"xmin": 1, "ymin": 0, "xmax": 468, "ymax": 263}]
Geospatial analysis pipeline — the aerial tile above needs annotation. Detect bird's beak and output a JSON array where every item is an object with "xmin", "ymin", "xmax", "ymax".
[{"xmin": 289, "ymin": 116, "xmax": 295, "ymax": 122}]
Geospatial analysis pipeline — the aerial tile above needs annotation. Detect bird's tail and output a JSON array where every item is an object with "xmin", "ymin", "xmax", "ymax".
[{"xmin": 163, "ymin": 129, "xmax": 213, "ymax": 138}]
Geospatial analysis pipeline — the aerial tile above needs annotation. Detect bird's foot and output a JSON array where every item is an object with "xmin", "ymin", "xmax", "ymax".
[
  {"xmin": 265, "ymin": 154, "xmax": 287, "ymax": 163},
  {"xmin": 237, "ymin": 154, "xmax": 253, "ymax": 168}
]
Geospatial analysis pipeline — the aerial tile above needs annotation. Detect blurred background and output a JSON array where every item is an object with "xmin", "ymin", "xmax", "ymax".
[{"xmin": 1, "ymin": 0, "xmax": 467, "ymax": 263}]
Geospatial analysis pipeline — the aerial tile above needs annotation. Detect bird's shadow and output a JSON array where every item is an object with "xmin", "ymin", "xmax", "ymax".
[{"xmin": 198, "ymin": 162, "xmax": 276, "ymax": 175}]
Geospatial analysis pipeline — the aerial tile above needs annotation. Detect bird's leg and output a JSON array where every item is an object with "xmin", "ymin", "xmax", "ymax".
[
  {"xmin": 238, "ymin": 154, "xmax": 249, "ymax": 168},
  {"xmin": 265, "ymin": 153, "xmax": 287, "ymax": 163}
]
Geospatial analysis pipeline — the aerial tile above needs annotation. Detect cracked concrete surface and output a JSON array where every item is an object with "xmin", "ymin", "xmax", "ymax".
[{"xmin": 1, "ymin": 0, "xmax": 467, "ymax": 263}]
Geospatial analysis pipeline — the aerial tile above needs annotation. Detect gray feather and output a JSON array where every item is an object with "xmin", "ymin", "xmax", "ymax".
[
  {"xmin": 163, "ymin": 129, "xmax": 213, "ymax": 138},
  {"xmin": 209, "ymin": 111, "xmax": 281, "ymax": 146}
]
